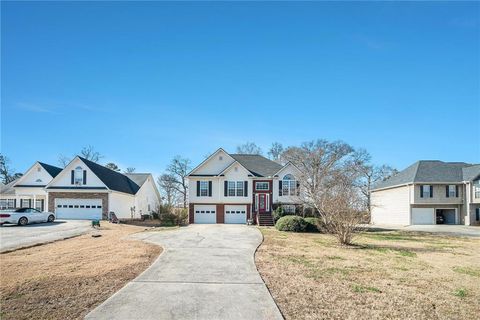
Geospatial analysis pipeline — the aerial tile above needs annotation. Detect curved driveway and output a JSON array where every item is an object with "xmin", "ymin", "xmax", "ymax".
[{"xmin": 86, "ymin": 224, "xmax": 283, "ymax": 320}]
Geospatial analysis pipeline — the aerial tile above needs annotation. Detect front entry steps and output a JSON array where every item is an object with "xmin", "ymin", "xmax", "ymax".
[{"xmin": 257, "ymin": 213, "xmax": 274, "ymax": 227}]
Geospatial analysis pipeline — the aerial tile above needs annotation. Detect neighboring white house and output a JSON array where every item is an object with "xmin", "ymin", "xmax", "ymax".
[
  {"xmin": 0, "ymin": 162, "xmax": 63, "ymax": 211},
  {"xmin": 370, "ymin": 161, "xmax": 480, "ymax": 226},
  {"xmin": 187, "ymin": 148, "xmax": 302, "ymax": 225},
  {"xmin": 1, "ymin": 156, "xmax": 161, "ymax": 220}
]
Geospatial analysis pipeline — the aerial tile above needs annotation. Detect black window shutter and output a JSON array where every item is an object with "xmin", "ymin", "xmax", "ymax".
[
  {"xmin": 83, "ymin": 170, "xmax": 87, "ymax": 185},
  {"xmin": 420, "ymin": 185, "xmax": 423, "ymax": 198},
  {"xmin": 446, "ymin": 186, "xmax": 449, "ymax": 198},
  {"xmin": 296, "ymin": 182, "xmax": 300, "ymax": 196},
  {"xmin": 71, "ymin": 170, "xmax": 74, "ymax": 184},
  {"xmin": 196, "ymin": 181, "xmax": 200, "ymax": 197},
  {"xmin": 244, "ymin": 181, "xmax": 248, "ymax": 197},
  {"xmin": 224, "ymin": 181, "xmax": 228, "ymax": 197},
  {"xmin": 208, "ymin": 181, "xmax": 212, "ymax": 197},
  {"xmin": 429, "ymin": 185, "xmax": 433, "ymax": 198},
  {"xmin": 29, "ymin": 199, "xmax": 32, "ymax": 208},
  {"xmin": 455, "ymin": 185, "xmax": 459, "ymax": 198},
  {"xmin": 13, "ymin": 199, "xmax": 16, "ymax": 208},
  {"xmin": 279, "ymin": 181, "xmax": 283, "ymax": 196}
]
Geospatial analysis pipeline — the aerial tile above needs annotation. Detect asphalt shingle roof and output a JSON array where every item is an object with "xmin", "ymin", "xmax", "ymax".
[
  {"xmin": 229, "ymin": 154, "xmax": 283, "ymax": 177},
  {"xmin": 38, "ymin": 162, "xmax": 63, "ymax": 178},
  {"xmin": 0, "ymin": 180, "xmax": 17, "ymax": 195},
  {"xmin": 372, "ymin": 161, "xmax": 480, "ymax": 190},
  {"xmin": 79, "ymin": 157, "xmax": 142, "ymax": 195}
]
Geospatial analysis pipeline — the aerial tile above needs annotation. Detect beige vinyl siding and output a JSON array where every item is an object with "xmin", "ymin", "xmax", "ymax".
[
  {"xmin": 412, "ymin": 184, "xmax": 463, "ymax": 204},
  {"xmin": 371, "ymin": 185, "xmax": 411, "ymax": 225}
]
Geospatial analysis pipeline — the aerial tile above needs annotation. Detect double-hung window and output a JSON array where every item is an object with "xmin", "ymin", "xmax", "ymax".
[
  {"xmin": 199, "ymin": 181, "xmax": 209, "ymax": 197},
  {"xmin": 475, "ymin": 181, "xmax": 480, "ymax": 199},
  {"xmin": 228, "ymin": 181, "xmax": 236, "ymax": 196},
  {"xmin": 421, "ymin": 185, "xmax": 432, "ymax": 198},
  {"xmin": 447, "ymin": 185, "xmax": 457, "ymax": 198},
  {"xmin": 236, "ymin": 181, "xmax": 244, "ymax": 196},
  {"xmin": 227, "ymin": 181, "xmax": 245, "ymax": 197},
  {"xmin": 0, "ymin": 199, "xmax": 15, "ymax": 210}
]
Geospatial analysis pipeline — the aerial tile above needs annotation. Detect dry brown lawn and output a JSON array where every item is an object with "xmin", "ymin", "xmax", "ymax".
[
  {"xmin": 0, "ymin": 224, "xmax": 161, "ymax": 320},
  {"xmin": 256, "ymin": 228, "xmax": 480, "ymax": 320}
]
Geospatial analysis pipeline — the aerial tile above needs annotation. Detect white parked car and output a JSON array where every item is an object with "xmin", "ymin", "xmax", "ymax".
[{"xmin": 0, "ymin": 208, "xmax": 56, "ymax": 226}]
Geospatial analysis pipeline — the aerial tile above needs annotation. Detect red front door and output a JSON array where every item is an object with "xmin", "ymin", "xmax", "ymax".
[{"xmin": 258, "ymin": 194, "xmax": 266, "ymax": 213}]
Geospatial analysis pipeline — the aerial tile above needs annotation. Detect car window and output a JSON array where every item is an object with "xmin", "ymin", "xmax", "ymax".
[
  {"xmin": 31, "ymin": 209, "xmax": 41, "ymax": 213},
  {"xmin": 15, "ymin": 208, "xmax": 27, "ymax": 213}
]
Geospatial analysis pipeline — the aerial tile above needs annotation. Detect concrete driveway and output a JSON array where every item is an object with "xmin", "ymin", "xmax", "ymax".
[
  {"xmin": 86, "ymin": 225, "xmax": 283, "ymax": 320},
  {"xmin": 367, "ymin": 224, "xmax": 480, "ymax": 237},
  {"xmin": 0, "ymin": 220, "xmax": 91, "ymax": 252}
]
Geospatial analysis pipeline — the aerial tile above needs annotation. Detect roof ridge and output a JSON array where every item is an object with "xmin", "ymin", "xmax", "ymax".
[{"xmin": 78, "ymin": 156, "xmax": 141, "ymax": 193}]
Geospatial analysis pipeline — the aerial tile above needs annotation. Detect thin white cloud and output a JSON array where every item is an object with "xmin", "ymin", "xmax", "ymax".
[{"xmin": 15, "ymin": 102, "xmax": 60, "ymax": 114}]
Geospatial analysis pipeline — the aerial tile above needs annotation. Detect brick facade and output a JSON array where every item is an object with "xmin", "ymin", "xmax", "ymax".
[{"xmin": 48, "ymin": 192, "xmax": 109, "ymax": 219}]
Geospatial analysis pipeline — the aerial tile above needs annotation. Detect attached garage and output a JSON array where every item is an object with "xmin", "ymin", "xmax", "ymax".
[
  {"xmin": 411, "ymin": 208, "xmax": 434, "ymax": 225},
  {"xmin": 194, "ymin": 205, "xmax": 216, "ymax": 224},
  {"xmin": 225, "ymin": 205, "xmax": 247, "ymax": 224},
  {"xmin": 55, "ymin": 198, "xmax": 102, "ymax": 220}
]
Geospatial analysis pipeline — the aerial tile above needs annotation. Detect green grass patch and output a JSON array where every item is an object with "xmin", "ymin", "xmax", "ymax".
[
  {"xmin": 284, "ymin": 256, "xmax": 315, "ymax": 268},
  {"xmin": 453, "ymin": 288, "xmax": 467, "ymax": 298},
  {"xmin": 453, "ymin": 266, "xmax": 480, "ymax": 277},
  {"xmin": 397, "ymin": 250, "xmax": 416, "ymax": 257},
  {"xmin": 353, "ymin": 284, "xmax": 381, "ymax": 293},
  {"xmin": 362, "ymin": 232, "xmax": 421, "ymax": 242}
]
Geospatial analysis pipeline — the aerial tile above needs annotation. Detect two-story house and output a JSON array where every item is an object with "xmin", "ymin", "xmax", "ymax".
[
  {"xmin": 187, "ymin": 148, "xmax": 301, "ymax": 225},
  {"xmin": 370, "ymin": 161, "xmax": 480, "ymax": 226}
]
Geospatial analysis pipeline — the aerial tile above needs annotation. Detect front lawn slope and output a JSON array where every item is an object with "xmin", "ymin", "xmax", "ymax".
[
  {"xmin": 0, "ymin": 224, "xmax": 161, "ymax": 320},
  {"xmin": 255, "ymin": 228, "xmax": 480, "ymax": 320}
]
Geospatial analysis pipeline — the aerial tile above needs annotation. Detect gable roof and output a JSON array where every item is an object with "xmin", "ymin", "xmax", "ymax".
[
  {"xmin": 38, "ymin": 162, "xmax": 63, "ymax": 178},
  {"xmin": 372, "ymin": 161, "xmax": 480, "ymax": 191},
  {"xmin": 229, "ymin": 154, "xmax": 283, "ymax": 177},
  {"xmin": 78, "ymin": 157, "xmax": 141, "ymax": 195},
  {"xmin": 0, "ymin": 179, "xmax": 17, "ymax": 195},
  {"xmin": 124, "ymin": 173, "xmax": 150, "ymax": 187},
  {"xmin": 462, "ymin": 165, "xmax": 480, "ymax": 182}
]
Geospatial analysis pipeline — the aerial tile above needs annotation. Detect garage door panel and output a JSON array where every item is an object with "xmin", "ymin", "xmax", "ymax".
[
  {"xmin": 411, "ymin": 208, "xmax": 434, "ymax": 225},
  {"xmin": 55, "ymin": 199, "xmax": 102, "ymax": 220},
  {"xmin": 194, "ymin": 205, "xmax": 216, "ymax": 224},
  {"xmin": 225, "ymin": 205, "xmax": 246, "ymax": 224}
]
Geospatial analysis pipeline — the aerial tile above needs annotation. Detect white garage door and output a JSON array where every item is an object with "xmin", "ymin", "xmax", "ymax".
[
  {"xmin": 411, "ymin": 208, "xmax": 434, "ymax": 225},
  {"xmin": 55, "ymin": 199, "xmax": 102, "ymax": 220},
  {"xmin": 225, "ymin": 205, "xmax": 247, "ymax": 224},
  {"xmin": 194, "ymin": 205, "xmax": 216, "ymax": 224}
]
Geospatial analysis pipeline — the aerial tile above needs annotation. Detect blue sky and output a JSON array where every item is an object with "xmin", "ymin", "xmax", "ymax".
[{"xmin": 1, "ymin": 1, "xmax": 479, "ymax": 175}]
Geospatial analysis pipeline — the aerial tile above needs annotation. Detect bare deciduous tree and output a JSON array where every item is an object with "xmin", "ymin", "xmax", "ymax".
[
  {"xmin": 157, "ymin": 174, "xmax": 179, "ymax": 206},
  {"xmin": 0, "ymin": 155, "xmax": 23, "ymax": 184},
  {"xmin": 320, "ymin": 175, "xmax": 367, "ymax": 245},
  {"xmin": 105, "ymin": 163, "xmax": 121, "ymax": 172},
  {"xmin": 80, "ymin": 145, "xmax": 103, "ymax": 162},
  {"xmin": 236, "ymin": 142, "xmax": 263, "ymax": 155},
  {"xmin": 125, "ymin": 167, "xmax": 136, "ymax": 173},
  {"xmin": 166, "ymin": 156, "xmax": 191, "ymax": 208},
  {"xmin": 268, "ymin": 142, "xmax": 284, "ymax": 161},
  {"xmin": 58, "ymin": 154, "xmax": 70, "ymax": 168},
  {"xmin": 282, "ymin": 139, "xmax": 366, "ymax": 245},
  {"xmin": 57, "ymin": 145, "xmax": 103, "ymax": 167}
]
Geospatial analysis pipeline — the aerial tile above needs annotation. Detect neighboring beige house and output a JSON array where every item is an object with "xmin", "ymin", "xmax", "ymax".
[{"xmin": 370, "ymin": 161, "xmax": 480, "ymax": 226}]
